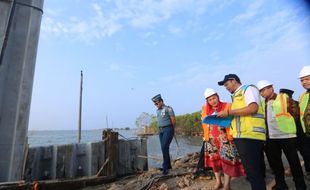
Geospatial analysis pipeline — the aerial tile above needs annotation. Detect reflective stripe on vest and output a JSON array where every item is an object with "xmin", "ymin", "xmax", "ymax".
[
  {"xmin": 273, "ymin": 94, "xmax": 296, "ymax": 133},
  {"xmin": 299, "ymin": 92, "xmax": 309, "ymax": 132},
  {"xmin": 231, "ymin": 85, "xmax": 266, "ymax": 140}
]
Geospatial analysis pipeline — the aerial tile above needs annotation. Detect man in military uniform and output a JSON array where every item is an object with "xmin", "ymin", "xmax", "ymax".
[{"xmin": 152, "ymin": 94, "xmax": 176, "ymax": 175}]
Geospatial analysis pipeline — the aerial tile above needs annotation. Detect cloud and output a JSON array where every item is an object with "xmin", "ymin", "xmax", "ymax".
[
  {"xmin": 245, "ymin": 8, "xmax": 310, "ymax": 49},
  {"xmin": 41, "ymin": 0, "xmax": 216, "ymax": 42},
  {"xmin": 202, "ymin": 31, "xmax": 224, "ymax": 42},
  {"xmin": 148, "ymin": 6, "xmax": 310, "ymax": 94},
  {"xmin": 229, "ymin": 9, "xmax": 310, "ymax": 93},
  {"xmin": 41, "ymin": 3, "xmax": 122, "ymax": 41},
  {"xmin": 149, "ymin": 63, "xmax": 231, "ymax": 88},
  {"xmin": 232, "ymin": 0, "xmax": 264, "ymax": 23},
  {"xmin": 168, "ymin": 25, "xmax": 183, "ymax": 36}
]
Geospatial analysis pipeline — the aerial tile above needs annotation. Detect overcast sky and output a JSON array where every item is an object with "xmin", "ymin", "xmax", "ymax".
[{"xmin": 28, "ymin": 0, "xmax": 310, "ymax": 130}]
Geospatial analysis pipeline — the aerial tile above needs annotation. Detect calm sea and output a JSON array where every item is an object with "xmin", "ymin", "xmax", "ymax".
[{"xmin": 28, "ymin": 129, "xmax": 202, "ymax": 168}]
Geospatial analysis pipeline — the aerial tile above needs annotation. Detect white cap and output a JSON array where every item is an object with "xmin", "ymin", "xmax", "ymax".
[
  {"xmin": 204, "ymin": 88, "xmax": 217, "ymax": 99},
  {"xmin": 257, "ymin": 80, "xmax": 273, "ymax": 91},
  {"xmin": 299, "ymin": 65, "xmax": 310, "ymax": 78}
]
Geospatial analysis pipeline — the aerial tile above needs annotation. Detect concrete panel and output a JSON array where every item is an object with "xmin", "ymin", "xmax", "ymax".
[
  {"xmin": 73, "ymin": 143, "xmax": 89, "ymax": 177},
  {"xmin": 90, "ymin": 141, "xmax": 105, "ymax": 176},
  {"xmin": 0, "ymin": 0, "xmax": 44, "ymax": 182},
  {"xmin": 56, "ymin": 144, "xmax": 74, "ymax": 179},
  {"xmin": 117, "ymin": 140, "xmax": 133, "ymax": 176},
  {"xmin": 0, "ymin": 0, "xmax": 11, "ymax": 52},
  {"xmin": 135, "ymin": 138, "xmax": 148, "ymax": 171},
  {"xmin": 117, "ymin": 139, "xmax": 148, "ymax": 176},
  {"xmin": 23, "ymin": 145, "xmax": 54, "ymax": 181}
]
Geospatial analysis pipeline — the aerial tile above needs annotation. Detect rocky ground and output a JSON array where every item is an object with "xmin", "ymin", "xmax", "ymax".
[{"xmin": 80, "ymin": 152, "xmax": 310, "ymax": 190}]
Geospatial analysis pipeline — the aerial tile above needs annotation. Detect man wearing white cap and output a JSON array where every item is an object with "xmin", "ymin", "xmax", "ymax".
[
  {"xmin": 298, "ymin": 65, "xmax": 310, "ymax": 177},
  {"xmin": 257, "ymin": 80, "xmax": 306, "ymax": 190}
]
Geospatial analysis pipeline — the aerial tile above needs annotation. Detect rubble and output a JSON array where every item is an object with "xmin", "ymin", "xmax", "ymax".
[{"xmin": 80, "ymin": 152, "xmax": 310, "ymax": 190}]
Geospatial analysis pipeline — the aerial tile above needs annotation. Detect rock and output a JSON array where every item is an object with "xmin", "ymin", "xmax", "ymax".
[
  {"xmin": 180, "ymin": 157, "xmax": 190, "ymax": 163},
  {"xmin": 159, "ymin": 183, "xmax": 168, "ymax": 190},
  {"xmin": 107, "ymin": 184, "xmax": 123, "ymax": 190},
  {"xmin": 177, "ymin": 175, "xmax": 193, "ymax": 188}
]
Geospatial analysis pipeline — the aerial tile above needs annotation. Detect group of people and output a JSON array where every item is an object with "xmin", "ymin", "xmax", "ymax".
[{"xmin": 151, "ymin": 65, "xmax": 310, "ymax": 190}]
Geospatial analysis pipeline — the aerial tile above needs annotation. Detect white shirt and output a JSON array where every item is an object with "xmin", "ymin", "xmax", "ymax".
[{"xmin": 234, "ymin": 85, "xmax": 260, "ymax": 105}]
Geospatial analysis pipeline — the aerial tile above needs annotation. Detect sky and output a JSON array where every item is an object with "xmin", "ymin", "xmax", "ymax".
[{"xmin": 28, "ymin": 0, "xmax": 310, "ymax": 130}]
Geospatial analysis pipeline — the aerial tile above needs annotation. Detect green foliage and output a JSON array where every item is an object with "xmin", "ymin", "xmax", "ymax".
[
  {"xmin": 175, "ymin": 111, "xmax": 202, "ymax": 135},
  {"xmin": 136, "ymin": 110, "xmax": 202, "ymax": 135}
]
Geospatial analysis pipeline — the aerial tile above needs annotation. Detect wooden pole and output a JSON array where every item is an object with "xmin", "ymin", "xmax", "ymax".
[{"xmin": 78, "ymin": 70, "xmax": 83, "ymax": 143}]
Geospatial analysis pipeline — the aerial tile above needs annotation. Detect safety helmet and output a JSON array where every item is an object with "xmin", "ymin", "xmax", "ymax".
[
  {"xmin": 257, "ymin": 80, "xmax": 273, "ymax": 91},
  {"xmin": 299, "ymin": 65, "xmax": 310, "ymax": 78},
  {"xmin": 204, "ymin": 88, "xmax": 217, "ymax": 99}
]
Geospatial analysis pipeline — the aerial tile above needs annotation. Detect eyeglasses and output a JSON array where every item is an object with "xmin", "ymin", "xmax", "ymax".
[{"xmin": 154, "ymin": 102, "xmax": 160, "ymax": 105}]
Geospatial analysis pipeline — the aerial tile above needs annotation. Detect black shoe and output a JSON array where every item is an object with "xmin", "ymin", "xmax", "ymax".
[
  {"xmin": 193, "ymin": 170, "xmax": 203, "ymax": 178},
  {"xmin": 162, "ymin": 169, "xmax": 169, "ymax": 175},
  {"xmin": 272, "ymin": 183, "xmax": 288, "ymax": 190}
]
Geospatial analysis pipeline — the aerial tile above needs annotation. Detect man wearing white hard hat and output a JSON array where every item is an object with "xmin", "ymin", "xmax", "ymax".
[
  {"xmin": 299, "ymin": 65, "xmax": 310, "ymax": 134},
  {"xmin": 298, "ymin": 65, "xmax": 310, "ymax": 177},
  {"xmin": 257, "ymin": 80, "xmax": 306, "ymax": 190}
]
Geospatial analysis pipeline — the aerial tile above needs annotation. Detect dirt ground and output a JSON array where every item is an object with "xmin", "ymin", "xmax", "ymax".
[{"xmin": 80, "ymin": 152, "xmax": 310, "ymax": 190}]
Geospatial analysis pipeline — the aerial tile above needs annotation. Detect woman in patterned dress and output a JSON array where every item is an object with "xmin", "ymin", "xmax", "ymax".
[{"xmin": 201, "ymin": 88, "xmax": 245, "ymax": 190}]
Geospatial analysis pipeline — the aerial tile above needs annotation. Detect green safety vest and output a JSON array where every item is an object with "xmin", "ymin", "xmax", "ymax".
[
  {"xmin": 231, "ymin": 85, "xmax": 266, "ymax": 140},
  {"xmin": 272, "ymin": 93, "xmax": 296, "ymax": 133},
  {"xmin": 299, "ymin": 91, "xmax": 309, "ymax": 132}
]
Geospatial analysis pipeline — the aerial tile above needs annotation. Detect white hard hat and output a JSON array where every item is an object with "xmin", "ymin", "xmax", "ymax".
[
  {"xmin": 204, "ymin": 88, "xmax": 217, "ymax": 99},
  {"xmin": 299, "ymin": 65, "xmax": 310, "ymax": 78},
  {"xmin": 257, "ymin": 80, "xmax": 273, "ymax": 91}
]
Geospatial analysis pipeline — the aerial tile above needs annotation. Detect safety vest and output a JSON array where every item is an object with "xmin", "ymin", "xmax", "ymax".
[
  {"xmin": 271, "ymin": 93, "xmax": 296, "ymax": 133},
  {"xmin": 201, "ymin": 103, "xmax": 232, "ymax": 141},
  {"xmin": 299, "ymin": 91, "xmax": 309, "ymax": 132},
  {"xmin": 231, "ymin": 85, "xmax": 266, "ymax": 140}
]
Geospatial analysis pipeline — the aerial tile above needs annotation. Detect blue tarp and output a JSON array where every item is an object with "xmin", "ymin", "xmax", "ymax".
[{"xmin": 202, "ymin": 114, "xmax": 233, "ymax": 128}]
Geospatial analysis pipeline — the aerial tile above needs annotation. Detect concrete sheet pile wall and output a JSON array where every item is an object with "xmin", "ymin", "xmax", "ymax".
[
  {"xmin": 117, "ymin": 139, "xmax": 148, "ymax": 176},
  {"xmin": 24, "ymin": 138, "xmax": 147, "ymax": 181}
]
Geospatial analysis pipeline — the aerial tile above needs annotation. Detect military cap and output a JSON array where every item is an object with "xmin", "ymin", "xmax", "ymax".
[
  {"xmin": 279, "ymin": 88, "xmax": 294, "ymax": 98},
  {"xmin": 152, "ymin": 94, "xmax": 163, "ymax": 102}
]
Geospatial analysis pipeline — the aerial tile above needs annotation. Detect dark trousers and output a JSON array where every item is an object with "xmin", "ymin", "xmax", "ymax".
[
  {"xmin": 196, "ymin": 141, "xmax": 205, "ymax": 170},
  {"xmin": 196, "ymin": 141, "xmax": 212, "ymax": 170},
  {"xmin": 159, "ymin": 126, "xmax": 174, "ymax": 170},
  {"xmin": 234, "ymin": 138, "xmax": 266, "ymax": 190},
  {"xmin": 265, "ymin": 138, "xmax": 306, "ymax": 190},
  {"xmin": 296, "ymin": 133, "xmax": 310, "ymax": 173},
  {"xmin": 296, "ymin": 119, "xmax": 310, "ymax": 173}
]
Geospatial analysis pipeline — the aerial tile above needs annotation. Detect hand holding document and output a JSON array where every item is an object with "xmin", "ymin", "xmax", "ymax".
[{"xmin": 202, "ymin": 112, "xmax": 233, "ymax": 128}]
